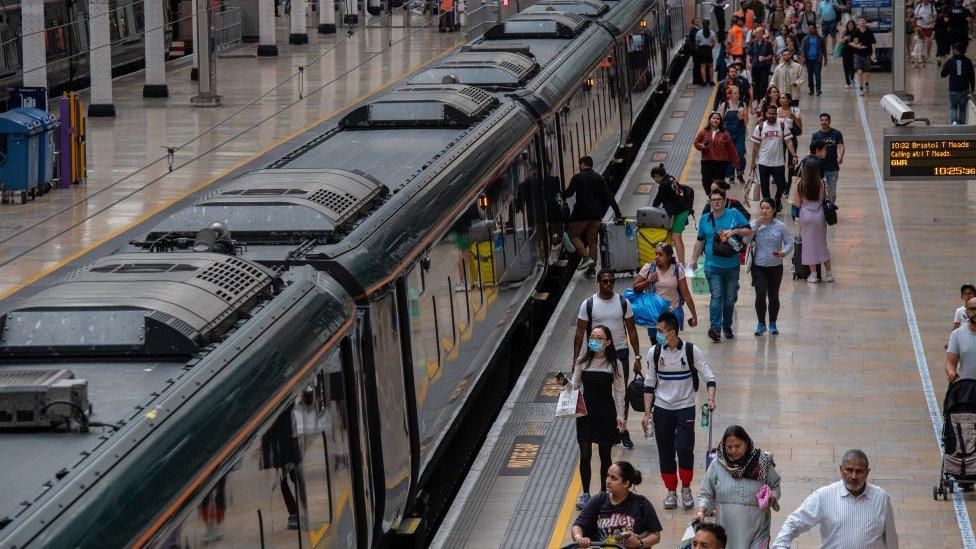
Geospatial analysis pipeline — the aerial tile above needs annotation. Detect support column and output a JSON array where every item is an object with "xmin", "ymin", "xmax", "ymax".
[
  {"xmin": 344, "ymin": 0, "xmax": 359, "ymax": 25},
  {"xmin": 191, "ymin": 0, "xmax": 221, "ymax": 106},
  {"xmin": 290, "ymin": 0, "xmax": 309, "ymax": 43},
  {"xmin": 21, "ymin": 0, "xmax": 46, "ymax": 89},
  {"xmin": 88, "ymin": 0, "xmax": 115, "ymax": 116},
  {"xmin": 191, "ymin": 0, "xmax": 199, "ymax": 80},
  {"xmin": 319, "ymin": 0, "xmax": 336, "ymax": 33},
  {"xmin": 258, "ymin": 0, "xmax": 279, "ymax": 54},
  {"xmin": 892, "ymin": 0, "xmax": 910, "ymax": 100},
  {"xmin": 143, "ymin": 0, "xmax": 168, "ymax": 97}
]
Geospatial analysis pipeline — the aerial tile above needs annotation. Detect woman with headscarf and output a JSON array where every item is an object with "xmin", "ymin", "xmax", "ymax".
[{"xmin": 697, "ymin": 425, "xmax": 782, "ymax": 548}]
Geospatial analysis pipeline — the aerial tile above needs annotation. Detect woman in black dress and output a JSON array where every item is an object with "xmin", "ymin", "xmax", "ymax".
[{"xmin": 572, "ymin": 324, "xmax": 626, "ymax": 510}]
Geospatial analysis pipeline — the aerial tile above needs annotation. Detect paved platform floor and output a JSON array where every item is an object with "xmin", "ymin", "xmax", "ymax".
[
  {"xmin": 439, "ymin": 55, "xmax": 976, "ymax": 548},
  {"xmin": 0, "ymin": 16, "xmax": 463, "ymax": 297}
]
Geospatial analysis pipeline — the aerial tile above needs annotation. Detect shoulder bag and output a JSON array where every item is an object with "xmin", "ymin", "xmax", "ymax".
[{"xmin": 709, "ymin": 213, "xmax": 744, "ymax": 257}]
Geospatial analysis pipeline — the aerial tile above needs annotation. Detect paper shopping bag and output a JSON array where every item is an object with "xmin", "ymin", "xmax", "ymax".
[{"xmin": 555, "ymin": 387, "xmax": 587, "ymax": 419}]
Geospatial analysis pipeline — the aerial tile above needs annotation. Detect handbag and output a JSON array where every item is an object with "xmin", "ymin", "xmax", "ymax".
[
  {"xmin": 627, "ymin": 374, "xmax": 646, "ymax": 412},
  {"xmin": 555, "ymin": 386, "xmax": 588, "ymax": 418},
  {"xmin": 823, "ymin": 197, "xmax": 838, "ymax": 225},
  {"xmin": 833, "ymin": 41, "xmax": 844, "ymax": 58},
  {"xmin": 709, "ymin": 213, "xmax": 743, "ymax": 257}
]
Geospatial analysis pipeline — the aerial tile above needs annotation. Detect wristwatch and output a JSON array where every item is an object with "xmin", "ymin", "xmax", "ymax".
[{"xmin": 634, "ymin": 353, "xmax": 641, "ymax": 359}]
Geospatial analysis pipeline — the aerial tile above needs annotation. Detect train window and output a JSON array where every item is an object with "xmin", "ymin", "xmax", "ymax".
[{"xmin": 133, "ymin": 2, "xmax": 146, "ymax": 33}]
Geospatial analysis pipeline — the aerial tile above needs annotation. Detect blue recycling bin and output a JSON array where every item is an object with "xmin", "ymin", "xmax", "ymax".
[
  {"xmin": 12, "ymin": 107, "xmax": 59, "ymax": 189},
  {"xmin": 0, "ymin": 110, "xmax": 42, "ymax": 198}
]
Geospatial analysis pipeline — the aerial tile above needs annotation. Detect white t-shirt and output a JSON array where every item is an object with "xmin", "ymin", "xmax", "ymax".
[
  {"xmin": 955, "ymin": 306, "xmax": 968, "ymax": 325},
  {"xmin": 915, "ymin": 3, "xmax": 937, "ymax": 28},
  {"xmin": 948, "ymin": 326, "xmax": 976, "ymax": 380},
  {"xmin": 777, "ymin": 106, "xmax": 801, "ymax": 135},
  {"xmin": 751, "ymin": 120, "xmax": 793, "ymax": 167},
  {"xmin": 578, "ymin": 293, "xmax": 634, "ymax": 350}
]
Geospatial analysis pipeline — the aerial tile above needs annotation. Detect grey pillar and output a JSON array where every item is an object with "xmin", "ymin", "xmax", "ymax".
[
  {"xmin": 191, "ymin": 0, "xmax": 221, "ymax": 106},
  {"xmin": 191, "ymin": 0, "xmax": 200, "ymax": 80},
  {"xmin": 892, "ymin": 0, "xmax": 909, "ymax": 100},
  {"xmin": 143, "ymin": 0, "xmax": 168, "ymax": 97},
  {"xmin": 290, "ymin": 0, "xmax": 309, "ymax": 43},
  {"xmin": 88, "ymin": 0, "xmax": 115, "ymax": 116},
  {"xmin": 319, "ymin": 0, "xmax": 336, "ymax": 33},
  {"xmin": 259, "ymin": 0, "xmax": 279, "ymax": 54},
  {"xmin": 21, "ymin": 0, "xmax": 46, "ymax": 89}
]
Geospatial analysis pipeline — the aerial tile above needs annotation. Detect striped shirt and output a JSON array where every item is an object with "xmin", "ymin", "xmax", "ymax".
[
  {"xmin": 772, "ymin": 481, "xmax": 899, "ymax": 548},
  {"xmin": 642, "ymin": 341, "xmax": 716, "ymax": 411}
]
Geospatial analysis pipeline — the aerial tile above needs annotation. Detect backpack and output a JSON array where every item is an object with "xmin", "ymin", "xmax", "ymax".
[
  {"xmin": 584, "ymin": 294, "xmax": 629, "ymax": 337},
  {"xmin": 651, "ymin": 341, "xmax": 700, "ymax": 392}
]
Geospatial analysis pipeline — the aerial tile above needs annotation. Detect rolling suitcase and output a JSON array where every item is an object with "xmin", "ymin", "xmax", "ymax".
[
  {"xmin": 600, "ymin": 219, "xmax": 640, "ymax": 273},
  {"xmin": 791, "ymin": 236, "xmax": 821, "ymax": 281},
  {"xmin": 637, "ymin": 226, "xmax": 672, "ymax": 266},
  {"xmin": 636, "ymin": 206, "xmax": 672, "ymax": 229},
  {"xmin": 704, "ymin": 405, "xmax": 717, "ymax": 470}
]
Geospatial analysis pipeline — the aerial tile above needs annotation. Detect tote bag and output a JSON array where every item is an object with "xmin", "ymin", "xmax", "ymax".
[{"xmin": 555, "ymin": 386, "xmax": 588, "ymax": 418}]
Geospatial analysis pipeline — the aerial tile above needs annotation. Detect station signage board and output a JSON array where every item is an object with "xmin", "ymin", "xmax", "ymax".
[{"xmin": 883, "ymin": 125, "xmax": 976, "ymax": 181}]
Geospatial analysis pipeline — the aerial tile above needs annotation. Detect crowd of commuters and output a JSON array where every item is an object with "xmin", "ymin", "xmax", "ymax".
[{"xmin": 559, "ymin": 3, "xmax": 916, "ymax": 547}]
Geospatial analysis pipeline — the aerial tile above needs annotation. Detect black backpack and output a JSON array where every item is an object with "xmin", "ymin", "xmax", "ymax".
[{"xmin": 651, "ymin": 341, "xmax": 700, "ymax": 392}]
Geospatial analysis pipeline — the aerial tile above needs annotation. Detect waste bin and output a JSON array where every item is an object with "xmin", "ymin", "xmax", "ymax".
[
  {"xmin": 11, "ymin": 107, "xmax": 58, "ymax": 191},
  {"xmin": 0, "ymin": 110, "xmax": 42, "ymax": 203}
]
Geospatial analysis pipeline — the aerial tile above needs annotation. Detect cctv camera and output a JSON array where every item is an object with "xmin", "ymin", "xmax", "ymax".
[{"xmin": 880, "ymin": 94, "xmax": 915, "ymax": 125}]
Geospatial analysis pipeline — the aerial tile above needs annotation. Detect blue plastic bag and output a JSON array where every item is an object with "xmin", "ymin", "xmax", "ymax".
[{"xmin": 623, "ymin": 289, "xmax": 671, "ymax": 327}]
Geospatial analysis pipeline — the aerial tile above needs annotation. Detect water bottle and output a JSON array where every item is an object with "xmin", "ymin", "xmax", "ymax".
[{"xmin": 700, "ymin": 403, "xmax": 710, "ymax": 428}]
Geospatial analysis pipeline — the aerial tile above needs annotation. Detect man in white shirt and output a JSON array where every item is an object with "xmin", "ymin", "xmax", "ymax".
[
  {"xmin": 750, "ymin": 105, "xmax": 797, "ymax": 213},
  {"xmin": 576, "ymin": 268, "xmax": 642, "ymax": 448},
  {"xmin": 773, "ymin": 449, "xmax": 899, "ymax": 548},
  {"xmin": 947, "ymin": 297, "xmax": 976, "ymax": 382},
  {"xmin": 769, "ymin": 49, "xmax": 804, "ymax": 96},
  {"xmin": 641, "ymin": 312, "xmax": 717, "ymax": 511}
]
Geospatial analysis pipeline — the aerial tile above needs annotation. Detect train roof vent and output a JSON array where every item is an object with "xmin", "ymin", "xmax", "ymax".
[
  {"xmin": 460, "ymin": 43, "xmax": 535, "ymax": 58},
  {"xmin": 484, "ymin": 12, "xmax": 590, "ymax": 39},
  {"xmin": 339, "ymin": 84, "xmax": 499, "ymax": 129},
  {"xmin": 408, "ymin": 52, "xmax": 540, "ymax": 89},
  {"xmin": 148, "ymin": 169, "xmax": 387, "ymax": 242},
  {"xmin": 523, "ymin": 0, "xmax": 609, "ymax": 16},
  {"xmin": 0, "ymin": 253, "xmax": 277, "ymax": 360}
]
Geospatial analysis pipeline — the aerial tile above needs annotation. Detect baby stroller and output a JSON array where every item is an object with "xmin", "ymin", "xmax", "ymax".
[{"xmin": 935, "ymin": 379, "xmax": 976, "ymax": 500}]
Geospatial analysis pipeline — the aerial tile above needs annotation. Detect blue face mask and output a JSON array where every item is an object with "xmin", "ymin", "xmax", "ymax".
[
  {"xmin": 587, "ymin": 339, "xmax": 604, "ymax": 352},
  {"xmin": 655, "ymin": 332, "xmax": 667, "ymax": 347}
]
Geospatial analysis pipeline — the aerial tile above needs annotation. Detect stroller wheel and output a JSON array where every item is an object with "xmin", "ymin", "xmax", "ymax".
[{"xmin": 934, "ymin": 486, "xmax": 940, "ymax": 501}]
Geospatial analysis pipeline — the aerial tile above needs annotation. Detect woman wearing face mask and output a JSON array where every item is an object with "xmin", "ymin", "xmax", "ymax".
[
  {"xmin": 572, "ymin": 461, "xmax": 663, "ymax": 548},
  {"xmin": 633, "ymin": 243, "xmax": 699, "ymax": 333},
  {"xmin": 697, "ymin": 425, "xmax": 781, "ymax": 548},
  {"xmin": 572, "ymin": 325, "xmax": 627, "ymax": 510},
  {"xmin": 746, "ymin": 198, "xmax": 793, "ymax": 335}
]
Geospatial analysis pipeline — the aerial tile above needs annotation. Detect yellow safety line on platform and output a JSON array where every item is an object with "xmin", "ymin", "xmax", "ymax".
[
  {"xmin": 0, "ymin": 43, "xmax": 459, "ymax": 302},
  {"xmin": 546, "ymin": 82, "xmax": 718, "ymax": 549},
  {"xmin": 678, "ymin": 85, "xmax": 719, "ymax": 186},
  {"xmin": 547, "ymin": 458, "xmax": 582, "ymax": 549}
]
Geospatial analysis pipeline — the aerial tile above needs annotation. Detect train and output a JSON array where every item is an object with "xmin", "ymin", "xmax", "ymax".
[{"xmin": 0, "ymin": 0, "xmax": 689, "ymax": 546}]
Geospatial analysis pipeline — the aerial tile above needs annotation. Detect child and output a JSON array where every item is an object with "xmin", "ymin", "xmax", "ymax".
[
  {"xmin": 910, "ymin": 26, "xmax": 926, "ymax": 67},
  {"xmin": 953, "ymin": 284, "xmax": 976, "ymax": 330},
  {"xmin": 947, "ymin": 284, "xmax": 976, "ymax": 350}
]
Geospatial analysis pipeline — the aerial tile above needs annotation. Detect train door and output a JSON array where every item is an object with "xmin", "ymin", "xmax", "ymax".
[
  {"xmin": 348, "ymin": 311, "xmax": 378, "ymax": 547},
  {"xmin": 357, "ymin": 294, "xmax": 412, "ymax": 539}
]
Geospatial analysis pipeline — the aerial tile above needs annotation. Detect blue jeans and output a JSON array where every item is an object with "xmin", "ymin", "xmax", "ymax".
[
  {"xmin": 949, "ymin": 90, "xmax": 970, "ymax": 125},
  {"xmin": 805, "ymin": 59, "xmax": 822, "ymax": 93},
  {"xmin": 704, "ymin": 264, "xmax": 740, "ymax": 331}
]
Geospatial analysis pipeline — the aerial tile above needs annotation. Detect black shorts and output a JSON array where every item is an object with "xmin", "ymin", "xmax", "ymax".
[{"xmin": 853, "ymin": 54, "xmax": 872, "ymax": 71}]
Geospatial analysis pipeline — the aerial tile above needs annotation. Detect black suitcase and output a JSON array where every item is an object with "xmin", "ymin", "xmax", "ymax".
[{"xmin": 792, "ymin": 236, "xmax": 822, "ymax": 280}]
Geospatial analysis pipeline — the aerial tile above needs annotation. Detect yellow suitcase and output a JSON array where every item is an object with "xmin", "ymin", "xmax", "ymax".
[
  {"xmin": 468, "ymin": 240, "xmax": 497, "ymax": 286},
  {"xmin": 637, "ymin": 227, "xmax": 672, "ymax": 266}
]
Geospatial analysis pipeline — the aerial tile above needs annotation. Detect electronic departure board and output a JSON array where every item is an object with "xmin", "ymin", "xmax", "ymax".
[{"xmin": 883, "ymin": 126, "xmax": 976, "ymax": 181}]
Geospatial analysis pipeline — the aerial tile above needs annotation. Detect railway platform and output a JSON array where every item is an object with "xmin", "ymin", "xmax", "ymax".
[
  {"xmin": 0, "ymin": 15, "xmax": 463, "ymax": 297},
  {"xmin": 435, "ymin": 54, "xmax": 976, "ymax": 548}
]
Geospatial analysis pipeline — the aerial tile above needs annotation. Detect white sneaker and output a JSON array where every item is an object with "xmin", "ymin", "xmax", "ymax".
[
  {"xmin": 806, "ymin": 274, "xmax": 819, "ymax": 283},
  {"xmin": 845, "ymin": 83, "xmax": 851, "ymax": 89},
  {"xmin": 663, "ymin": 491, "xmax": 678, "ymax": 509},
  {"xmin": 825, "ymin": 270, "xmax": 835, "ymax": 283},
  {"xmin": 681, "ymin": 486, "xmax": 695, "ymax": 509}
]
